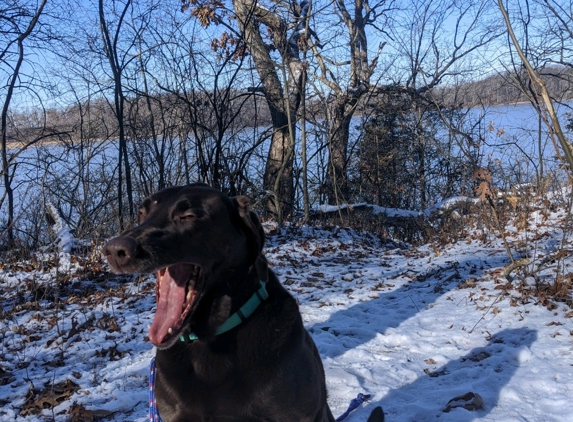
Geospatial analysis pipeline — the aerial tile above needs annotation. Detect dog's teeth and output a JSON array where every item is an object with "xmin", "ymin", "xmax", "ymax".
[
  {"xmin": 186, "ymin": 291, "xmax": 193, "ymax": 300},
  {"xmin": 168, "ymin": 327, "xmax": 173, "ymax": 334}
]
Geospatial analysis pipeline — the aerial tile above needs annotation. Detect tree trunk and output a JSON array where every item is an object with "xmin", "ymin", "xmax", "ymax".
[
  {"xmin": 311, "ymin": 0, "xmax": 379, "ymax": 206},
  {"xmin": 232, "ymin": 0, "xmax": 303, "ymax": 220},
  {"xmin": 99, "ymin": 0, "xmax": 134, "ymax": 230},
  {"xmin": 327, "ymin": 98, "xmax": 353, "ymax": 204},
  {"xmin": 264, "ymin": 122, "xmax": 294, "ymax": 219},
  {"xmin": 0, "ymin": 0, "xmax": 47, "ymax": 246}
]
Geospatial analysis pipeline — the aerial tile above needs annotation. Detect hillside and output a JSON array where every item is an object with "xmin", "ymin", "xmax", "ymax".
[{"xmin": 434, "ymin": 66, "xmax": 573, "ymax": 108}]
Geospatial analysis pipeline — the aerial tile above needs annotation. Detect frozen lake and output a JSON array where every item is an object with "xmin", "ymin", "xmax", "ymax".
[{"xmin": 2, "ymin": 100, "xmax": 573, "ymax": 242}]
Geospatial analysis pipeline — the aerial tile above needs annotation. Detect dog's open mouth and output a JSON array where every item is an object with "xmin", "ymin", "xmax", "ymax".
[{"xmin": 148, "ymin": 263, "xmax": 201, "ymax": 347}]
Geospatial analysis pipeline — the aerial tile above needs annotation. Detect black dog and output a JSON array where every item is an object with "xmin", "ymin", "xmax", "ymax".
[{"xmin": 104, "ymin": 184, "xmax": 384, "ymax": 421}]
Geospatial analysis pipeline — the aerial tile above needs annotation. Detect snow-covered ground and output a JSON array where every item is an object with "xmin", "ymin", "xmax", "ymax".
[{"xmin": 1, "ymin": 194, "xmax": 573, "ymax": 421}]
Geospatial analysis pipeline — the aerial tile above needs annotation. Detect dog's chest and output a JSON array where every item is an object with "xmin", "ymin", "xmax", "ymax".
[
  {"xmin": 155, "ymin": 347, "xmax": 262, "ymax": 416},
  {"xmin": 156, "ymin": 366, "xmax": 260, "ymax": 421}
]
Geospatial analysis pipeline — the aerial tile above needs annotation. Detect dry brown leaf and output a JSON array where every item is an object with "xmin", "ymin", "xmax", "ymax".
[
  {"xmin": 476, "ymin": 181, "xmax": 494, "ymax": 201},
  {"xmin": 443, "ymin": 392, "xmax": 484, "ymax": 413},
  {"xmin": 472, "ymin": 167, "xmax": 492, "ymax": 182},
  {"xmin": 20, "ymin": 380, "xmax": 80, "ymax": 416},
  {"xmin": 507, "ymin": 196, "xmax": 518, "ymax": 208},
  {"xmin": 69, "ymin": 403, "xmax": 114, "ymax": 422}
]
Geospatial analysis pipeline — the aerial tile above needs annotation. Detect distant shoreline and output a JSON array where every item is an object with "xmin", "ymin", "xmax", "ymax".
[
  {"xmin": 6, "ymin": 138, "xmax": 107, "ymax": 150},
  {"xmin": 5, "ymin": 100, "xmax": 572, "ymax": 151}
]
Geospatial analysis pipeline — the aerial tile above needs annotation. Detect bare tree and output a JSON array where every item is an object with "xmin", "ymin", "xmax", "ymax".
[
  {"xmin": 308, "ymin": 0, "xmax": 388, "ymax": 205},
  {"xmin": 181, "ymin": 0, "xmax": 308, "ymax": 222},
  {"xmin": 0, "ymin": 0, "xmax": 49, "ymax": 246},
  {"xmin": 388, "ymin": 0, "xmax": 501, "ymax": 93},
  {"xmin": 233, "ymin": 0, "xmax": 309, "ymax": 221},
  {"xmin": 373, "ymin": 0, "xmax": 500, "ymax": 206},
  {"xmin": 137, "ymin": 5, "xmax": 265, "ymax": 197},
  {"xmin": 97, "ymin": 0, "xmax": 135, "ymax": 230},
  {"xmin": 497, "ymin": 0, "xmax": 573, "ymax": 174}
]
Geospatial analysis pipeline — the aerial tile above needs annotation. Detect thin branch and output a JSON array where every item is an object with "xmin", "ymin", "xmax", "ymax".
[{"xmin": 497, "ymin": 0, "xmax": 573, "ymax": 174}]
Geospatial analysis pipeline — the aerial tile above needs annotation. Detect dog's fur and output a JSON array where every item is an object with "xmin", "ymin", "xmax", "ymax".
[{"xmin": 103, "ymin": 184, "xmax": 383, "ymax": 422}]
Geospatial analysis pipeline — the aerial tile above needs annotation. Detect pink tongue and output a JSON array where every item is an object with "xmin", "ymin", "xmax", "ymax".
[{"xmin": 148, "ymin": 265, "xmax": 192, "ymax": 345}]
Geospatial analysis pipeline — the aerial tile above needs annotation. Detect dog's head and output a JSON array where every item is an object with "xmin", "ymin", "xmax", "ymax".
[{"xmin": 103, "ymin": 184, "xmax": 266, "ymax": 348}]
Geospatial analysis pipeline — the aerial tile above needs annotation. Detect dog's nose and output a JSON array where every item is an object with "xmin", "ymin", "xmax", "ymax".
[{"xmin": 103, "ymin": 236, "xmax": 138, "ymax": 271}]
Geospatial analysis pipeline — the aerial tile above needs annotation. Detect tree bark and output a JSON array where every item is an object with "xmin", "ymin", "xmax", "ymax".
[
  {"xmin": 312, "ymin": 0, "xmax": 381, "ymax": 205},
  {"xmin": 326, "ymin": 99, "xmax": 352, "ymax": 204},
  {"xmin": 232, "ymin": 0, "xmax": 305, "ymax": 220}
]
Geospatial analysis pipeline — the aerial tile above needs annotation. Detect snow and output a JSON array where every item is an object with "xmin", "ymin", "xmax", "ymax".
[
  {"xmin": 2, "ymin": 196, "xmax": 573, "ymax": 421},
  {"xmin": 313, "ymin": 196, "xmax": 482, "ymax": 220},
  {"xmin": 46, "ymin": 202, "xmax": 76, "ymax": 253},
  {"xmin": 313, "ymin": 202, "xmax": 422, "ymax": 219}
]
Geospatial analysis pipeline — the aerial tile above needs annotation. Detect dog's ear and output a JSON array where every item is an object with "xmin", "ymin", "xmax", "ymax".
[
  {"xmin": 233, "ymin": 196, "xmax": 267, "ymax": 279},
  {"xmin": 254, "ymin": 254, "xmax": 269, "ymax": 283}
]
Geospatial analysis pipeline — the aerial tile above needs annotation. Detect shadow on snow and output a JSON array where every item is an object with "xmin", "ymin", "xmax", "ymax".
[
  {"xmin": 307, "ymin": 254, "xmax": 508, "ymax": 359},
  {"xmin": 298, "ymin": 242, "xmax": 536, "ymax": 420},
  {"xmin": 368, "ymin": 328, "xmax": 537, "ymax": 421}
]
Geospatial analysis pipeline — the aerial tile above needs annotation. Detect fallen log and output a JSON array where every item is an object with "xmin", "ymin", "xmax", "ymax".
[{"xmin": 311, "ymin": 196, "xmax": 481, "ymax": 231}]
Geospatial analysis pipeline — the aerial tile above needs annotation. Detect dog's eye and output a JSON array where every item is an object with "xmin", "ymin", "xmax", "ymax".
[{"xmin": 177, "ymin": 212, "xmax": 196, "ymax": 222}]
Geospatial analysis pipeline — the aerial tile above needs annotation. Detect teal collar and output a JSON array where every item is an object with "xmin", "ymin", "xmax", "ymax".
[{"xmin": 180, "ymin": 281, "xmax": 269, "ymax": 342}]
